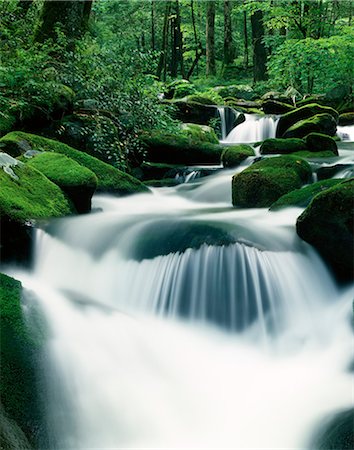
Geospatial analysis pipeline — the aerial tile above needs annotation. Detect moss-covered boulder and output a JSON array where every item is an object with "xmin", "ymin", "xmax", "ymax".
[
  {"xmin": 181, "ymin": 123, "xmax": 219, "ymax": 144},
  {"xmin": 221, "ymin": 144, "xmax": 255, "ymax": 168},
  {"xmin": 304, "ymin": 133, "xmax": 338, "ymax": 155},
  {"xmin": 283, "ymin": 113, "xmax": 337, "ymax": 139},
  {"xmin": 141, "ymin": 130, "xmax": 223, "ymax": 165},
  {"xmin": 296, "ymin": 179, "xmax": 354, "ymax": 281},
  {"xmin": 0, "ymin": 132, "xmax": 148, "ymax": 195},
  {"xmin": 232, "ymin": 156, "xmax": 311, "ymax": 208},
  {"xmin": 213, "ymin": 85, "xmax": 255, "ymax": 101},
  {"xmin": 26, "ymin": 152, "xmax": 98, "ymax": 213},
  {"xmin": 164, "ymin": 79, "xmax": 197, "ymax": 99},
  {"xmin": 260, "ymin": 138, "xmax": 308, "ymax": 155},
  {"xmin": 270, "ymin": 179, "xmax": 343, "ymax": 210},
  {"xmin": 309, "ymin": 408, "xmax": 354, "ymax": 450},
  {"xmin": 276, "ymin": 103, "xmax": 339, "ymax": 138},
  {"xmin": 262, "ymin": 100, "xmax": 294, "ymax": 115},
  {"xmin": 339, "ymin": 112, "xmax": 354, "ymax": 126},
  {"xmin": 0, "ymin": 273, "xmax": 44, "ymax": 448},
  {"xmin": 171, "ymin": 98, "xmax": 219, "ymax": 125}
]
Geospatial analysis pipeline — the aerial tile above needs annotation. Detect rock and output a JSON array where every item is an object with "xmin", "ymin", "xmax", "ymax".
[
  {"xmin": 171, "ymin": 99, "xmax": 219, "ymax": 125},
  {"xmin": 317, "ymin": 164, "xmax": 350, "ymax": 180},
  {"xmin": 213, "ymin": 84, "xmax": 256, "ymax": 101},
  {"xmin": 26, "ymin": 152, "xmax": 98, "ymax": 214},
  {"xmin": 304, "ymin": 133, "xmax": 338, "ymax": 155},
  {"xmin": 164, "ymin": 79, "xmax": 197, "ymax": 100},
  {"xmin": 276, "ymin": 103, "xmax": 339, "ymax": 138},
  {"xmin": 181, "ymin": 123, "xmax": 219, "ymax": 144},
  {"xmin": 296, "ymin": 179, "xmax": 354, "ymax": 281},
  {"xmin": 141, "ymin": 130, "xmax": 223, "ymax": 165},
  {"xmin": 185, "ymin": 95, "xmax": 217, "ymax": 105},
  {"xmin": 262, "ymin": 100, "xmax": 294, "ymax": 115},
  {"xmin": 283, "ymin": 113, "xmax": 337, "ymax": 139},
  {"xmin": 232, "ymin": 156, "xmax": 311, "ymax": 208},
  {"xmin": 145, "ymin": 178, "xmax": 180, "ymax": 187},
  {"xmin": 0, "ymin": 132, "xmax": 149, "ymax": 196},
  {"xmin": 0, "ymin": 112, "xmax": 16, "ymax": 138},
  {"xmin": 270, "ymin": 179, "xmax": 343, "ymax": 210},
  {"xmin": 339, "ymin": 112, "xmax": 354, "ymax": 126},
  {"xmin": 260, "ymin": 138, "xmax": 308, "ymax": 155},
  {"xmin": 221, "ymin": 144, "xmax": 255, "ymax": 168},
  {"xmin": 309, "ymin": 408, "xmax": 354, "ymax": 450},
  {"xmin": 0, "ymin": 273, "xmax": 45, "ymax": 447}
]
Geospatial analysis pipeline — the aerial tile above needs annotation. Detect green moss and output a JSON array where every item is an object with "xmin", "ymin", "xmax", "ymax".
[
  {"xmin": 304, "ymin": 133, "xmax": 338, "ymax": 155},
  {"xmin": 145, "ymin": 178, "xmax": 180, "ymax": 187},
  {"xmin": 0, "ymin": 273, "xmax": 43, "ymax": 447},
  {"xmin": 185, "ymin": 95, "xmax": 217, "ymax": 105},
  {"xmin": 232, "ymin": 156, "xmax": 311, "ymax": 208},
  {"xmin": 0, "ymin": 162, "xmax": 72, "ymax": 223},
  {"xmin": 141, "ymin": 130, "xmax": 223, "ymax": 165},
  {"xmin": 0, "ymin": 132, "xmax": 148, "ymax": 195},
  {"xmin": 276, "ymin": 103, "xmax": 339, "ymax": 138},
  {"xmin": 221, "ymin": 144, "xmax": 255, "ymax": 168},
  {"xmin": 291, "ymin": 150, "xmax": 338, "ymax": 159},
  {"xmin": 270, "ymin": 179, "xmax": 343, "ymax": 210},
  {"xmin": 283, "ymin": 113, "xmax": 337, "ymax": 139},
  {"xmin": 181, "ymin": 123, "xmax": 219, "ymax": 144},
  {"xmin": 296, "ymin": 179, "xmax": 354, "ymax": 281},
  {"xmin": 339, "ymin": 112, "xmax": 354, "ymax": 126},
  {"xmin": 262, "ymin": 100, "xmax": 294, "ymax": 115},
  {"xmin": 0, "ymin": 113, "xmax": 16, "ymax": 137},
  {"xmin": 260, "ymin": 138, "xmax": 308, "ymax": 155}
]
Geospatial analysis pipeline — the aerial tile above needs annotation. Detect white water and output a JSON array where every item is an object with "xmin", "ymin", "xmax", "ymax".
[
  {"xmin": 222, "ymin": 114, "xmax": 279, "ymax": 144},
  {"xmin": 337, "ymin": 125, "xmax": 354, "ymax": 141},
  {"xmin": 7, "ymin": 179, "xmax": 354, "ymax": 449}
]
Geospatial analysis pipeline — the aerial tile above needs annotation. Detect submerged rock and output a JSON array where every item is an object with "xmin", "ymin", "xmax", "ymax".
[
  {"xmin": 221, "ymin": 144, "xmax": 255, "ymax": 168},
  {"xmin": 232, "ymin": 156, "xmax": 311, "ymax": 208},
  {"xmin": 296, "ymin": 179, "xmax": 354, "ymax": 281}
]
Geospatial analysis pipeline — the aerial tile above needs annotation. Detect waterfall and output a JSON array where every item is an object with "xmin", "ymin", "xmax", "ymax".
[
  {"xmin": 217, "ymin": 106, "xmax": 239, "ymax": 140},
  {"xmin": 337, "ymin": 125, "xmax": 354, "ymax": 141},
  {"xmin": 6, "ymin": 179, "xmax": 353, "ymax": 449},
  {"xmin": 223, "ymin": 114, "xmax": 279, "ymax": 144}
]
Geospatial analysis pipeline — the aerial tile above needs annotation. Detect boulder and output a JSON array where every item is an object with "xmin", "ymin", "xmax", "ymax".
[
  {"xmin": 221, "ymin": 144, "xmax": 255, "ymax": 168},
  {"xmin": 260, "ymin": 138, "xmax": 308, "ymax": 155},
  {"xmin": 339, "ymin": 112, "xmax": 354, "ymax": 126},
  {"xmin": 26, "ymin": 152, "xmax": 98, "ymax": 214},
  {"xmin": 141, "ymin": 130, "xmax": 223, "ymax": 165},
  {"xmin": 304, "ymin": 133, "xmax": 338, "ymax": 155},
  {"xmin": 296, "ymin": 179, "xmax": 354, "ymax": 281},
  {"xmin": 270, "ymin": 179, "xmax": 343, "ymax": 210},
  {"xmin": 232, "ymin": 156, "xmax": 311, "ymax": 208},
  {"xmin": 276, "ymin": 103, "xmax": 339, "ymax": 138},
  {"xmin": 164, "ymin": 79, "xmax": 197, "ymax": 99},
  {"xmin": 213, "ymin": 84, "xmax": 256, "ymax": 101},
  {"xmin": 181, "ymin": 123, "xmax": 219, "ymax": 144},
  {"xmin": 0, "ymin": 132, "xmax": 148, "ymax": 196},
  {"xmin": 262, "ymin": 100, "xmax": 294, "ymax": 115},
  {"xmin": 283, "ymin": 113, "xmax": 337, "ymax": 139},
  {"xmin": 171, "ymin": 99, "xmax": 218, "ymax": 125}
]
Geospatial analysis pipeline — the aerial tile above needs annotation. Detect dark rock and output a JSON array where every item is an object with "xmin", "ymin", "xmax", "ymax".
[
  {"xmin": 296, "ymin": 179, "xmax": 354, "ymax": 281},
  {"xmin": 339, "ymin": 112, "xmax": 354, "ymax": 126},
  {"xmin": 283, "ymin": 113, "xmax": 337, "ymax": 139},
  {"xmin": 221, "ymin": 144, "xmax": 255, "ymax": 168},
  {"xmin": 260, "ymin": 138, "xmax": 308, "ymax": 155},
  {"xmin": 262, "ymin": 100, "xmax": 294, "ymax": 115},
  {"xmin": 304, "ymin": 133, "xmax": 338, "ymax": 155}
]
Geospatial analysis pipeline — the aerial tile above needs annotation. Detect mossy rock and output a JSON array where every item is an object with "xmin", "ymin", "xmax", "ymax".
[
  {"xmin": 221, "ymin": 144, "xmax": 255, "ymax": 168},
  {"xmin": 276, "ymin": 103, "xmax": 339, "ymax": 138},
  {"xmin": 283, "ymin": 113, "xmax": 337, "ymax": 139},
  {"xmin": 26, "ymin": 152, "xmax": 98, "ymax": 213},
  {"xmin": 296, "ymin": 179, "xmax": 354, "ymax": 281},
  {"xmin": 291, "ymin": 150, "xmax": 338, "ymax": 159},
  {"xmin": 145, "ymin": 178, "xmax": 180, "ymax": 187},
  {"xmin": 232, "ymin": 156, "xmax": 311, "ymax": 208},
  {"xmin": 135, "ymin": 162, "xmax": 186, "ymax": 181},
  {"xmin": 260, "ymin": 138, "xmax": 308, "ymax": 155},
  {"xmin": 185, "ymin": 95, "xmax": 217, "ymax": 106},
  {"xmin": 213, "ymin": 85, "xmax": 255, "ymax": 101},
  {"xmin": 0, "ymin": 132, "xmax": 148, "ymax": 195},
  {"xmin": 339, "ymin": 112, "xmax": 354, "ymax": 126},
  {"xmin": 141, "ymin": 130, "xmax": 223, "ymax": 165},
  {"xmin": 170, "ymin": 99, "xmax": 218, "ymax": 126},
  {"xmin": 0, "ymin": 273, "xmax": 44, "ymax": 447},
  {"xmin": 262, "ymin": 100, "xmax": 294, "ymax": 115},
  {"xmin": 304, "ymin": 133, "xmax": 338, "ymax": 155},
  {"xmin": 270, "ymin": 179, "xmax": 343, "ymax": 210},
  {"xmin": 181, "ymin": 123, "xmax": 219, "ymax": 144},
  {"xmin": 309, "ymin": 408, "xmax": 354, "ymax": 450}
]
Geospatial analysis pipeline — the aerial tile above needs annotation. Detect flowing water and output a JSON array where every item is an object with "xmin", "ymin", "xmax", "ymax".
[{"xmin": 222, "ymin": 114, "xmax": 279, "ymax": 144}]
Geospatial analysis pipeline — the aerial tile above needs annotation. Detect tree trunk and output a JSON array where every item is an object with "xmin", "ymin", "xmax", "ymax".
[
  {"xmin": 151, "ymin": 0, "xmax": 155, "ymax": 51},
  {"xmin": 82, "ymin": 0, "xmax": 93, "ymax": 30},
  {"xmin": 206, "ymin": 0, "xmax": 216, "ymax": 77},
  {"xmin": 190, "ymin": 0, "xmax": 199, "ymax": 75},
  {"xmin": 243, "ymin": 10, "xmax": 249, "ymax": 68},
  {"xmin": 157, "ymin": 3, "xmax": 171, "ymax": 81},
  {"xmin": 34, "ymin": 0, "xmax": 91, "ymax": 46},
  {"xmin": 251, "ymin": 9, "xmax": 267, "ymax": 82},
  {"xmin": 224, "ymin": 0, "xmax": 234, "ymax": 66}
]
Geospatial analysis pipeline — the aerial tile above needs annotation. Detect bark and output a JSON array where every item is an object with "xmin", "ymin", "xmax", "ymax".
[
  {"xmin": 224, "ymin": 0, "xmax": 234, "ymax": 66},
  {"xmin": 243, "ymin": 10, "xmax": 249, "ymax": 68},
  {"xmin": 206, "ymin": 0, "xmax": 216, "ymax": 76},
  {"xmin": 157, "ymin": 3, "xmax": 171, "ymax": 81},
  {"xmin": 251, "ymin": 9, "xmax": 267, "ymax": 82}
]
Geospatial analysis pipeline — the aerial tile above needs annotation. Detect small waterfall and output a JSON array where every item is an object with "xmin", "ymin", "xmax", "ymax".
[
  {"xmin": 217, "ymin": 106, "xmax": 239, "ymax": 140},
  {"xmin": 223, "ymin": 114, "xmax": 279, "ymax": 144},
  {"xmin": 337, "ymin": 125, "xmax": 354, "ymax": 141}
]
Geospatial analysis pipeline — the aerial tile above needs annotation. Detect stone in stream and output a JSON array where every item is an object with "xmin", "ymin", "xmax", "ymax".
[{"xmin": 282, "ymin": 113, "xmax": 337, "ymax": 139}]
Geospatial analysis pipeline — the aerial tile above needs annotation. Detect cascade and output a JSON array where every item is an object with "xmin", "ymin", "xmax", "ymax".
[
  {"xmin": 7, "ymin": 182, "xmax": 353, "ymax": 449},
  {"xmin": 337, "ymin": 124, "xmax": 354, "ymax": 141},
  {"xmin": 217, "ymin": 106, "xmax": 239, "ymax": 140},
  {"xmin": 222, "ymin": 113, "xmax": 279, "ymax": 143}
]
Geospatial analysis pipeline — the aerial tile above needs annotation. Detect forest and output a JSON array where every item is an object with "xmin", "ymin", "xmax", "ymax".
[{"xmin": 0, "ymin": 1, "xmax": 353, "ymax": 449}]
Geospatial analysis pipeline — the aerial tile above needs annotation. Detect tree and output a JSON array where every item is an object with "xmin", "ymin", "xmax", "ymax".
[
  {"xmin": 251, "ymin": 9, "xmax": 267, "ymax": 81},
  {"xmin": 223, "ymin": 0, "xmax": 235, "ymax": 66},
  {"xmin": 206, "ymin": 0, "xmax": 216, "ymax": 76},
  {"xmin": 157, "ymin": 3, "xmax": 171, "ymax": 80}
]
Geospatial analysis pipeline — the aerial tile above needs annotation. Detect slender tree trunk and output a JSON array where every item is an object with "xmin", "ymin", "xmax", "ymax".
[
  {"xmin": 224, "ymin": 0, "xmax": 234, "ymax": 66},
  {"xmin": 206, "ymin": 0, "xmax": 216, "ymax": 77},
  {"xmin": 349, "ymin": 0, "xmax": 352, "ymax": 26},
  {"xmin": 151, "ymin": 0, "xmax": 155, "ymax": 51},
  {"xmin": 191, "ymin": 0, "xmax": 199, "ymax": 75},
  {"xmin": 82, "ymin": 0, "xmax": 93, "ymax": 30},
  {"xmin": 175, "ymin": 0, "xmax": 184, "ymax": 77},
  {"xmin": 251, "ymin": 9, "xmax": 267, "ymax": 82},
  {"xmin": 157, "ymin": 3, "xmax": 171, "ymax": 81},
  {"xmin": 243, "ymin": 10, "xmax": 249, "ymax": 68}
]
